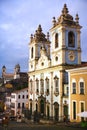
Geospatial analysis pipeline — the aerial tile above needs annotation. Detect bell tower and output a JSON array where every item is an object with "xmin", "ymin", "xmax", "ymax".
[
  {"xmin": 29, "ymin": 25, "xmax": 50, "ymax": 72},
  {"xmin": 50, "ymin": 4, "xmax": 82, "ymax": 66}
]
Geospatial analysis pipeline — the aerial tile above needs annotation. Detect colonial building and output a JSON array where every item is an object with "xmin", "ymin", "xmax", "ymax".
[
  {"xmin": 67, "ymin": 64, "xmax": 87, "ymax": 122},
  {"xmin": 28, "ymin": 4, "xmax": 83, "ymax": 121},
  {"xmin": 11, "ymin": 88, "xmax": 28, "ymax": 116}
]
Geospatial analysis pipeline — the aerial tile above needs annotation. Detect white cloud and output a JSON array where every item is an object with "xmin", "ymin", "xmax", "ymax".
[{"xmin": 0, "ymin": 23, "xmax": 13, "ymax": 31}]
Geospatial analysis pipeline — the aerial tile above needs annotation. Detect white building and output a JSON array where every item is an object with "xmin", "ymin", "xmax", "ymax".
[
  {"xmin": 11, "ymin": 88, "xmax": 28, "ymax": 116},
  {"xmin": 5, "ymin": 93, "xmax": 11, "ymax": 112},
  {"xmin": 28, "ymin": 4, "xmax": 83, "ymax": 121}
]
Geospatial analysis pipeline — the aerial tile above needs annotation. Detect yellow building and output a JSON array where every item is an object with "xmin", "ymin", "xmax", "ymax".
[{"xmin": 67, "ymin": 64, "xmax": 87, "ymax": 122}]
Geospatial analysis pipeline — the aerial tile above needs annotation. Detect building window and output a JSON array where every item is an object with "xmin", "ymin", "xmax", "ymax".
[
  {"xmin": 22, "ymin": 95, "xmax": 25, "ymax": 99},
  {"xmin": 73, "ymin": 101, "xmax": 76, "ymax": 120},
  {"xmin": 40, "ymin": 79, "xmax": 44, "ymax": 94},
  {"xmin": 54, "ymin": 76, "xmax": 59, "ymax": 94},
  {"xmin": 18, "ymin": 103, "xmax": 20, "ymax": 108},
  {"xmin": 30, "ymin": 80, "xmax": 33, "ymax": 93},
  {"xmin": 26, "ymin": 95, "xmax": 28, "ymax": 99},
  {"xmin": 81, "ymin": 102, "xmax": 85, "ymax": 121},
  {"xmin": 81, "ymin": 102, "xmax": 84, "ymax": 112},
  {"xmin": 11, "ymin": 95, "xmax": 15, "ymax": 98},
  {"xmin": 68, "ymin": 31, "xmax": 75, "ymax": 47},
  {"xmin": 72, "ymin": 82, "xmax": 76, "ymax": 94},
  {"xmin": 31, "ymin": 47, "xmax": 33, "ymax": 58},
  {"xmin": 55, "ymin": 33, "xmax": 59, "ymax": 48},
  {"xmin": 80, "ymin": 82, "xmax": 84, "ymax": 94},
  {"xmin": 18, "ymin": 95, "xmax": 20, "ymax": 99},
  {"xmin": 11, "ymin": 103, "xmax": 15, "ymax": 108},
  {"xmin": 45, "ymin": 77, "xmax": 49, "ymax": 94},
  {"xmin": 22, "ymin": 103, "xmax": 24, "ymax": 108},
  {"xmin": 55, "ymin": 56, "xmax": 58, "ymax": 61},
  {"xmin": 36, "ymin": 79, "xmax": 39, "ymax": 94},
  {"xmin": 63, "ymin": 85, "xmax": 68, "ymax": 96}
]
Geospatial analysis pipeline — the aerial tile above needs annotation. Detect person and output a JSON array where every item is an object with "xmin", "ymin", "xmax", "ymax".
[
  {"xmin": 63, "ymin": 115, "xmax": 66, "ymax": 122},
  {"xmin": 2, "ymin": 116, "xmax": 9, "ymax": 130}
]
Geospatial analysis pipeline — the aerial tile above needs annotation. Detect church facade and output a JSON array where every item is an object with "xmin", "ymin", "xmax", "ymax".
[{"xmin": 28, "ymin": 4, "xmax": 82, "ymax": 121}]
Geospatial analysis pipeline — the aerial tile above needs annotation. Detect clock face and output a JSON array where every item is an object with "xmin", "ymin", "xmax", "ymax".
[{"xmin": 68, "ymin": 51, "xmax": 75, "ymax": 61}]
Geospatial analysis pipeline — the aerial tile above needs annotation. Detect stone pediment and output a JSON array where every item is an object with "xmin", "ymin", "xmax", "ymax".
[{"xmin": 36, "ymin": 53, "xmax": 51, "ymax": 70}]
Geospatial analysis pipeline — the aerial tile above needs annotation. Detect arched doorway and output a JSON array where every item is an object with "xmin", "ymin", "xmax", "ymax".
[
  {"xmin": 63, "ymin": 105, "xmax": 68, "ymax": 120},
  {"xmin": 40, "ymin": 99, "xmax": 44, "ymax": 116},
  {"xmin": 38, "ymin": 95, "xmax": 46, "ymax": 117},
  {"xmin": 54, "ymin": 102, "xmax": 59, "ymax": 121},
  {"xmin": 47, "ymin": 105, "xmax": 49, "ymax": 119}
]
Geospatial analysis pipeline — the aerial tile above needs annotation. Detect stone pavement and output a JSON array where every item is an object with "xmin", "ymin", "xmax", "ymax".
[{"xmin": 0, "ymin": 120, "xmax": 84, "ymax": 130}]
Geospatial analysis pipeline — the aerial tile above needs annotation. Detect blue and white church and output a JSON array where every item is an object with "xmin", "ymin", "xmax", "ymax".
[{"xmin": 28, "ymin": 4, "xmax": 82, "ymax": 121}]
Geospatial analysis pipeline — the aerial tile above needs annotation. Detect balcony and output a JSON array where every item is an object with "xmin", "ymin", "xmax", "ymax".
[
  {"xmin": 54, "ymin": 91, "xmax": 59, "ymax": 96},
  {"xmin": 45, "ymin": 89, "xmax": 49, "ymax": 96},
  {"xmin": 36, "ymin": 89, "xmax": 39, "ymax": 95}
]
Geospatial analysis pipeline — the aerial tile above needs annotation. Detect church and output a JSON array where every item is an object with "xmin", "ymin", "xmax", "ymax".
[{"xmin": 28, "ymin": 4, "xmax": 87, "ymax": 122}]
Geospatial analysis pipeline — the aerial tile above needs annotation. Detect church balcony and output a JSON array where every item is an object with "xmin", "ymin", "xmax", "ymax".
[
  {"xmin": 45, "ymin": 89, "xmax": 49, "ymax": 96},
  {"xmin": 54, "ymin": 91, "xmax": 59, "ymax": 96},
  {"xmin": 36, "ymin": 89, "xmax": 39, "ymax": 95},
  {"xmin": 40, "ymin": 91, "xmax": 44, "ymax": 95}
]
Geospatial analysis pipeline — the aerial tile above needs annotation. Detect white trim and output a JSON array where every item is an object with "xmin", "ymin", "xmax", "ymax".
[{"xmin": 66, "ymin": 67, "xmax": 87, "ymax": 72}]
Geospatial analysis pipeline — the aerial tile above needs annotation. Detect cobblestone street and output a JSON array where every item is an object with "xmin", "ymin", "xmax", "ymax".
[{"xmin": 0, "ymin": 121, "xmax": 84, "ymax": 130}]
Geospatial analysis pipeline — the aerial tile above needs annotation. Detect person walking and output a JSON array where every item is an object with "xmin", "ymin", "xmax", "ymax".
[{"xmin": 2, "ymin": 116, "xmax": 9, "ymax": 130}]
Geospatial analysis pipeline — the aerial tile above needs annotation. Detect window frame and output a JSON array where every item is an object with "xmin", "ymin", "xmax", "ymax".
[{"xmin": 68, "ymin": 31, "xmax": 75, "ymax": 47}]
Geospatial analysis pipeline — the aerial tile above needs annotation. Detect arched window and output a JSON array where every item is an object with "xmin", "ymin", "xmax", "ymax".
[
  {"xmin": 30, "ymin": 79, "xmax": 33, "ymax": 93},
  {"xmin": 68, "ymin": 31, "xmax": 75, "ymax": 47},
  {"xmin": 45, "ymin": 77, "xmax": 49, "ymax": 94},
  {"xmin": 55, "ymin": 33, "xmax": 59, "ymax": 48},
  {"xmin": 72, "ymin": 82, "xmax": 76, "ymax": 94},
  {"xmin": 40, "ymin": 79, "xmax": 44, "ymax": 94},
  {"xmin": 80, "ymin": 82, "xmax": 84, "ymax": 94},
  {"xmin": 36, "ymin": 79, "xmax": 39, "ymax": 94},
  {"xmin": 31, "ymin": 47, "xmax": 33, "ymax": 58},
  {"xmin": 54, "ymin": 76, "xmax": 59, "ymax": 93}
]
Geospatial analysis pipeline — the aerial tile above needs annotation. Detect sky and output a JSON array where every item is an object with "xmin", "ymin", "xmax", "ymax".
[{"xmin": 0, "ymin": 0, "xmax": 87, "ymax": 76}]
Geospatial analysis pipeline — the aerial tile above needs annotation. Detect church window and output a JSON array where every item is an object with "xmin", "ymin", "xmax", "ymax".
[
  {"xmin": 68, "ymin": 31, "xmax": 75, "ymax": 47},
  {"xmin": 41, "ymin": 62, "xmax": 44, "ymax": 66},
  {"xmin": 54, "ymin": 76, "xmax": 59, "ymax": 93},
  {"xmin": 31, "ymin": 47, "xmax": 33, "ymax": 58},
  {"xmin": 55, "ymin": 33, "xmax": 59, "ymax": 48},
  {"xmin": 64, "ymin": 85, "xmax": 68, "ymax": 96},
  {"xmin": 45, "ymin": 77, "xmax": 49, "ymax": 94},
  {"xmin": 36, "ymin": 79, "xmax": 39, "ymax": 94},
  {"xmin": 30, "ymin": 80, "xmax": 33, "ymax": 93},
  {"xmin": 55, "ymin": 56, "xmax": 58, "ymax": 61},
  {"xmin": 40, "ymin": 79, "xmax": 44, "ymax": 94}
]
